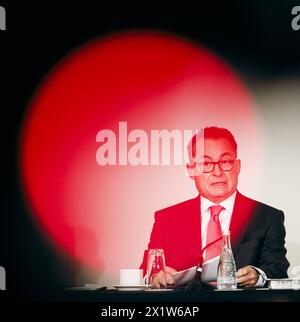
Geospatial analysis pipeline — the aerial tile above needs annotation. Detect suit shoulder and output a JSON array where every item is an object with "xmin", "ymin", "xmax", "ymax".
[
  {"xmin": 155, "ymin": 196, "xmax": 199, "ymax": 220},
  {"xmin": 256, "ymin": 200, "xmax": 283, "ymax": 214},
  {"xmin": 239, "ymin": 193, "xmax": 284, "ymax": 217}
]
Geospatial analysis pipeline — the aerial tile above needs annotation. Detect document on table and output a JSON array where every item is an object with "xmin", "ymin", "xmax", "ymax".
[
  {"xmin": 171, "ymin": 266, "xmax": 198, "ymax": 285},
  {"xmin": 201, "ymin": 256, "xmax": 219, "ymax": 282},
  {"xmin": 171, "ymin": 256, "xmax": 220, "ymax": 286}
]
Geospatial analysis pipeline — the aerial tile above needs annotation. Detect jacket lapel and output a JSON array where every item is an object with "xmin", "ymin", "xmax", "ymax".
[
  {"xmin": 229, "ymin": 191, "xmax": 256, "ymax": 255},
  {"xmin": 187, "ymin": 195, "xmax": 202, "ymax": 264}
]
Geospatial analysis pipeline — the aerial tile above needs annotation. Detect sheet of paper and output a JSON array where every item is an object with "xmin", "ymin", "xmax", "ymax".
[
  {"xmin": 201, "ymin": 257, "xmax": 219, "ymax": 282},
  {"xmin": 171, "ymin": 266, "xmax": 197, "ymax": 285},
  {"xmin": 171, "ymin": 256, "xmax": 220, "ymax": 286}
]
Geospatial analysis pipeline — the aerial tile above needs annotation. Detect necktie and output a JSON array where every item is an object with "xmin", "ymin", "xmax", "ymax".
[{"xmin": 204, "ymin": 205, "xmax": 224, "ymax": 262}]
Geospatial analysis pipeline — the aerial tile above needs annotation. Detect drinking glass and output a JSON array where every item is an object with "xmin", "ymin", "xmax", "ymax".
[{"xmin": 146, "ymin": 249, "xmax": 167, "ymax": 288}]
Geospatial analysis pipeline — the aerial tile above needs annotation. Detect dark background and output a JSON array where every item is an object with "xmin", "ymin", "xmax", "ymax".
[{"xmin": 1, "ymin": 1, "xmax": 300, "ymax": 298}]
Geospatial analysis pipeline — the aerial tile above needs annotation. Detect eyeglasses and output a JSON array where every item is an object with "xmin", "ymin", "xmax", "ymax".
[{"xmin": 197, "ymin": 159, "xmax": 236, "ymax": 173}]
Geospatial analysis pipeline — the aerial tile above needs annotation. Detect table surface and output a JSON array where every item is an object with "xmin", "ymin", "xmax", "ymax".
[
  {"xmin": 3, "ymin": 287, "xmax": 299, "ymax": 302},
  {"xmin": 66, "ymin": 288, "xmax": 300, "ymax": 302}
]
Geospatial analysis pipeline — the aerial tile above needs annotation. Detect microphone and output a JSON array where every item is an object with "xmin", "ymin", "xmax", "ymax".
[{"xmin": 184, "ymin": 236, "xmax": 223, "ymax": 291}]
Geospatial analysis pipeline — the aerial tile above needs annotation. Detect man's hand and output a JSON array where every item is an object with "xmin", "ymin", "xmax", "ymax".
[
  {"xmin": 152, "ymin": 266, "xmax": 177, "ymax": 289},
  {"xmin": 237, "ymin": 266, "xmax": 259, "ymax": 287}
]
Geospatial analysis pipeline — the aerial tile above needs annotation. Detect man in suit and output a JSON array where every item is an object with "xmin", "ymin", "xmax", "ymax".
[{"xmin": 140, "ymin": 126, "xmax": 289, "ymax": 288}]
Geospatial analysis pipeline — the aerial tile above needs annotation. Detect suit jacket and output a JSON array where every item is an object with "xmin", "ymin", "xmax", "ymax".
[{"xmin": 140, "ymin": 191, "xmax": 289, "ymax": 279}]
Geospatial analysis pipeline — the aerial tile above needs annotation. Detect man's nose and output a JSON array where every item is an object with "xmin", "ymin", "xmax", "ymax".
[{"xmin": 212, "ymin": 162, "xmax": 223, "ymax": 176}]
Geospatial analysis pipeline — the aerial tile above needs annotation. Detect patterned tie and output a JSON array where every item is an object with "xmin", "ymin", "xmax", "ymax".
[{"xmin": 204, "ymin": 205, "xmax": 224, "ymax": 262}]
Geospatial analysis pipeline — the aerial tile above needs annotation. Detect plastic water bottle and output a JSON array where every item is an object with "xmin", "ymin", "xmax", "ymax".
[{"xmin": 217, "ymin": 231, "xmax": 237, "ymax": 290}]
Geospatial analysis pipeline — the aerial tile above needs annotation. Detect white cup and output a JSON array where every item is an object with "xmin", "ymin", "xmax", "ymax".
[{"xmin": 119, "ymin": 269, "xmax": 143, "ymax": 285}]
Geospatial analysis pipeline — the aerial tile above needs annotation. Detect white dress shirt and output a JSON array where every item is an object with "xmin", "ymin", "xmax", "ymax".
[{"xmin": 200, "ymin": 191, "xmax": 266, "ymax": 287}]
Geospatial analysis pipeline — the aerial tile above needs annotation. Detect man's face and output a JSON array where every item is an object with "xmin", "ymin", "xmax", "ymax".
[{"xmin": 189, "ymin": 138, "xmax": 241, "ymax": 203}]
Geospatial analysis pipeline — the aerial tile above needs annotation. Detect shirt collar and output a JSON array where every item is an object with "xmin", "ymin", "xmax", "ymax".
[{"xmin": 200, "ymin": 191, "xmax": 237, "ymax": 214}]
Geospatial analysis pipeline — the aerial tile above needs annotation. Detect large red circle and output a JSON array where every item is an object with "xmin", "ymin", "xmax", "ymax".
[{"xmin": 20, "ymin": 31, "xmax": 262, "ymax": 279}]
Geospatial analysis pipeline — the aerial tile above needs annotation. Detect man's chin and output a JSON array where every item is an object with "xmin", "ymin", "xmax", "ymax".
[
  {"xmin": 210, "ymin": 187, "xmax": 228, "ymax": 194},
  {"xmin": 209, "ymin": 188, "xmax": 230, "ymax": 199}
]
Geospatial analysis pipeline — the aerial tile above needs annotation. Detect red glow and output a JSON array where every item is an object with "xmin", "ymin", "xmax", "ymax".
[{"xmin": 20, "ymin": 31, "xmax": 262, "ymax": 280}]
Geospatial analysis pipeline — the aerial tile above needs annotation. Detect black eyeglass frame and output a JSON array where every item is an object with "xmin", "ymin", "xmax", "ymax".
[{"xmin": 196, "ymin": 159, "xmax": 236, "ymax": 173}]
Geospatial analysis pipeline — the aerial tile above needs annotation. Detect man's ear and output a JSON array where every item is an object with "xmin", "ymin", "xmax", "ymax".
[
  {"xmin": 186, "ymin": 162, "xmax": 200, "ymax": 179},
  {"xmin": 236, "ymin": 159, "xmax": 241, "ymax": 175}
]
